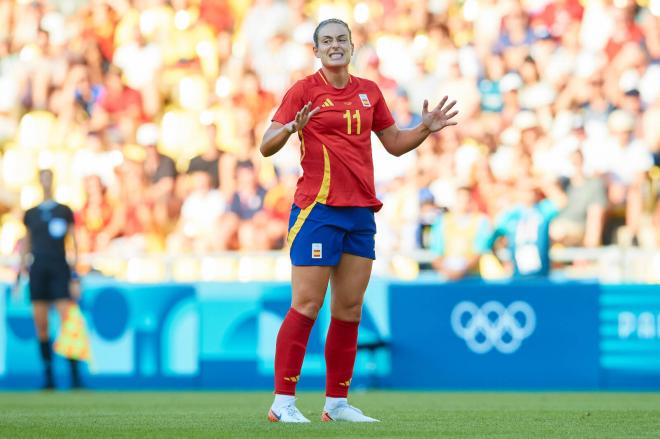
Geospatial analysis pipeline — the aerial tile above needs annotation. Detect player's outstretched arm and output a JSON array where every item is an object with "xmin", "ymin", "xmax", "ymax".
[
  {"xmin": 260, "ymin": 101, "xmax": 320, "ymax": 157},
  {"xmin": 377, "ymin": 96, "xmax": 458, "ymax": 157}
]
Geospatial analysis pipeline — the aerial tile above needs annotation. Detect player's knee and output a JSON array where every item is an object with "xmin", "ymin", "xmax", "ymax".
[
  {"xmin": 333, "ymin": 301, "xmax": 363, "ymax": 321},
  {"xmin": 292, "ymin": 299, "xmax": 323, "ymax": 320}
]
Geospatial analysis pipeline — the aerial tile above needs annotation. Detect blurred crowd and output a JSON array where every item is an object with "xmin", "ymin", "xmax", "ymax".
[{"xmin": 0, "ymin": 0, "xmax": 658, "ymax": 280}]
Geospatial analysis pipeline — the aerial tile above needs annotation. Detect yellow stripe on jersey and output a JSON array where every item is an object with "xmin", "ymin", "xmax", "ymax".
[
  {"xmin": 316, "ymin": 145, "xmax": 331, "ymax": 203},
  {"xmin": 300, "ymin": 129, "xmax": 306, "ymax": 160},
  {"xmin": 287, "ymin": 145, "xmax": 331, "ymax": 247}
]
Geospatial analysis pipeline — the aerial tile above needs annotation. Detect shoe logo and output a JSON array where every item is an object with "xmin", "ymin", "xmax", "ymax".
[
  {"xmin": 321, "ymin": 98, "xmax": 334, "ymax": 107},
  {"xmin": 451, "ymin": 301, "xmax": 536, "ymax": 354},
  {"xmin": 312, "ymin": 243, "xmax": 322, "ymax": 259},
  {"xmin": 283, "ymin": 375, "xmax": 300, "ymax": 382},
  {"xmin": 338, "ymin": 378, "xmax": 352, "ymax": 387},
  {"xmin": 270, "ymin": 409, "xmax": 282, "ymax": 421},
  {"xmin": 358, "ymin": 93, "xmax": 371, "ymax": 107}
]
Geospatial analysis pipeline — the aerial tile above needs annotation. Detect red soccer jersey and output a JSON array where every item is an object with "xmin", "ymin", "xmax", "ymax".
[{"xmin": 272, "ymin": 69, "xmax": 395, "ymax": 211}]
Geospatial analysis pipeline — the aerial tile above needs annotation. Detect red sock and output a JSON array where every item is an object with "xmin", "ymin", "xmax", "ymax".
[
  {"xmin": 274, "ymin": 308, "xmax": 315, "ymax": 395},
  {"xmin": 325, "ymin": 317, "xmax": 359, "ymax": 397}
]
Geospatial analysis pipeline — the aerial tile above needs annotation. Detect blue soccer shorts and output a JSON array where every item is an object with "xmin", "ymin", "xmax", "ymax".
[{"xmin": 287, "ymin": 203, "xmax": 376, "ymax": 266}]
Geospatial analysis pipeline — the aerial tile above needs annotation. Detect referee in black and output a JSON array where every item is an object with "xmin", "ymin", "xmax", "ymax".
[{"xmin": 19, "ymin": 169, "xmax": 82, "ymax": 389}]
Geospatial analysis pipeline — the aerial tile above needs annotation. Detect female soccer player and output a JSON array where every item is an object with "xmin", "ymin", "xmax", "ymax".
[{"xmin": 260, "ymin": 18, "xmax": 458, "ymax": 423}]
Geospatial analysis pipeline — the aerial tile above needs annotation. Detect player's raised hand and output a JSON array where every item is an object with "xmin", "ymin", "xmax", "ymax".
[
  {"xmin": 287, "ymin": 101, "xmax": 320, "ymax": 133},
  {"xmin": 421, "ymin": 96, "xmax": 458, "ymax": 133}
]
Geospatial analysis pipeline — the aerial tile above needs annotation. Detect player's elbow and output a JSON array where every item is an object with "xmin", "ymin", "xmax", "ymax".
[
  {"xmin": 259, "ymin": 142, "xmax": 274, "ymax": 157},
  {"xmin": 389, "ymin": 148, "xmax": 405, "ymax": 157},
  {"xmin": 383, "ymin": 143, "xmax": 403, "ymax": 157}
]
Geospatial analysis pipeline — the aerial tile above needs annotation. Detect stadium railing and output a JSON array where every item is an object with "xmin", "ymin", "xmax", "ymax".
[{"xmin": 1, "ymin": 246, "xmax": 659, "ymax": 283}]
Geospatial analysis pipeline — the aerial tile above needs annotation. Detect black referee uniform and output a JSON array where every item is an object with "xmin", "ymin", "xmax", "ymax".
[
  {"xmin": 23, "ymin": 200, "xmax": 74, "ymax": 302},
  {"xmin": 23, "ymin": 198, "xmax": 81, "ymax": 389}
]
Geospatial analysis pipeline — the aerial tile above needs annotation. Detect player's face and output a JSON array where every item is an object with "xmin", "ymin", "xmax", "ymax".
[{"xmin": 314, "ymin": 23, "xmax": 353, "ymax": 68}]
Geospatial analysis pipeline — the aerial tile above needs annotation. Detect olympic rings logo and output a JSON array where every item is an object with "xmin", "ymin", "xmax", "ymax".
[{"xmin": 451, "ymin": 301, "xmax": 536, "ymax": 354}]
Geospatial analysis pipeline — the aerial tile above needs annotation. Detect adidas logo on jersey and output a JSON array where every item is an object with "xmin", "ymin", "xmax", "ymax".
[{"xmin": 321, "ymin": 98, "xmax": 334, "ymax": 107}]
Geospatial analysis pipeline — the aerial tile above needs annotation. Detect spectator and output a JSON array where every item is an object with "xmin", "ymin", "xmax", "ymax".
[
  {"xmin": 96, "ymin": 158, "xmax": 154, "ymax": 254},
  {"xmin": 187, "ymin": 123, "xmax": 222, "ymax": 189},
  {"xmin": 550, "ymin": 150, "xmax": 607, "ymax": 247},
  {"xmin": 91, "ymin": 66, "xmax": 143, "ymax": 137},
  {"xmin": 75, "ymin": 175, "xmax": 113, "ymax": 254},
  {"xmin": 478, "ymin": 54, "xmax": 505, "ymax": 114},
  {"xmin": 594, "ymin": 110, "xmax": 654, "ymax": 244},
  {"xmin": 391, "ymin": 88, "xmax": 422, "ymax": 129},
  {"xmin": 225, "ymin": 160, "xmax": 267, "ymax": 250},
  {"xmin": 72, "ymin": 65, "xmax": 102, "ymax": 119},
  {"xmin": 605, "ymin": 2, "xmax": 643, "ymax": 61},
  {"xmin": 490, "ymin": 177, "xmax": 566, "ymax": 277},
  {"xmin": 261, "ymin": 167, "xmax": 298, "ymax": 249},
  {"xmin": 112, "ymin": 24, "xmax": 162, "ymax": 118},
  {"xmin": 233, "ymin": 70, "xmax": 276, "ymax": 130},
  {"xmin": 430, "ymin": 187, "xmax": 491, "ymax": 280},
  {"xmin": 534, "ymin": 0, "xmax": 584, "ymax": 40},
  {"xmin": 168, "ymin": 170, "xmax": 226, "ymax": 253}
]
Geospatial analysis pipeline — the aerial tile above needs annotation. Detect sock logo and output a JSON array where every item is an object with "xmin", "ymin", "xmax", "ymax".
[
  {"xmin": 283, "ymin": 375, "xmax": 300, "ymax": 382},
  {"xmin": 338, "ymin": 378, "xmax": 352, "ymax": 387},
  {"xmin": 312, "ymin": 243, "xmax": 322, "ymax": 259}
]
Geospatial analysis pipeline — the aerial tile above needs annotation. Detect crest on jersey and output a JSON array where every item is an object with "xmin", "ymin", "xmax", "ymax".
[{"xmin": 358, "ymin": 93, "xmax": 371, "ymax": 107}]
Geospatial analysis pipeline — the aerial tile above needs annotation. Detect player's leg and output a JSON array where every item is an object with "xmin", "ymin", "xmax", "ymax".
[
  {"xmin": 51, "ymin": 260, "xmax": 83, "ymax": 389},
  {"xmin": 321, "ymin": 253, "xmax": 378, "ymax": 422},
  {"xmin": 54, "ymin": 299, "xmax": 82, "ymax": 389},
  {"xmin": 269, "ymin": 265, "xmax": 330, "ymax": 423},
  {"xmin": 269, "ymin": 203, "xmax": 342, "ymax": 423},
  {"xmin": 32, "ymin": 301, "xmax": 54, "ymax": 389},
  {"xmin": 322, "ymin": 206, "xmax": 378, "ymax": 422},
  {"xmin": 29, "ymin": 262, "xmax": 55, "ymax": 389}
]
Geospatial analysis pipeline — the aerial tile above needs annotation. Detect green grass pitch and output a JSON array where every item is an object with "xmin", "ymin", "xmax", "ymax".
[{"xmin": 1, "ymin": 391, "xmax": 659, "ymax": 438}]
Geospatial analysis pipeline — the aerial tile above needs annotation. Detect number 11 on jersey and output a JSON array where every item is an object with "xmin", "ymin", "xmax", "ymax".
[{"xmin": 343, "ymin": 110, "xmax": 361, "ymax": 135}]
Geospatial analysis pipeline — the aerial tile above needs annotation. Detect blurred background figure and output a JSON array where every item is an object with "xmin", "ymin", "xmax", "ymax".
[
  {"xmin": 490, "ymin": 177, "xmax": 566, "ymax": 278},
  {"xmin": 75, "ymin": 175, "xmax": 113, "ymax": 255},
  {"xmin": 550, "ymin": 150, "xmax": 607, "ymax": 248},
  {"xmin": 19, "ymin": 169, "xmax": 81, "ymax": 389},
  {"xmin": 168, "ymin": 169, "xmax": 226, "ymax": 253},
  {"xmin": 226, "ymin": 160, "xmax": 267, "ymax": 251},
  {"xmin": 430, "ymin": 186, "xmax": 491, "ymax": 281}
]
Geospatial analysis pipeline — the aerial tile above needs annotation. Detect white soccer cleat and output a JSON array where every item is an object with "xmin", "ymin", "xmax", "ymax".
[
  {"xmin": 268, "ymin": 403, "xmax": 311, "ymax": 423},
  {"xmin": 321, "ymin": 403, "xmax": 380, "ymax": 423}
]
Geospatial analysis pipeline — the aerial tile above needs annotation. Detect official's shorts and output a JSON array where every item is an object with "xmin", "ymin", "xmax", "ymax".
[
  {"xmin": 28, "ymin": 259, "xmax": 72, "ymax": 302},
  {"xmin": 287, "ymin": 203, "xmax": 376, "ymax": 266}
]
